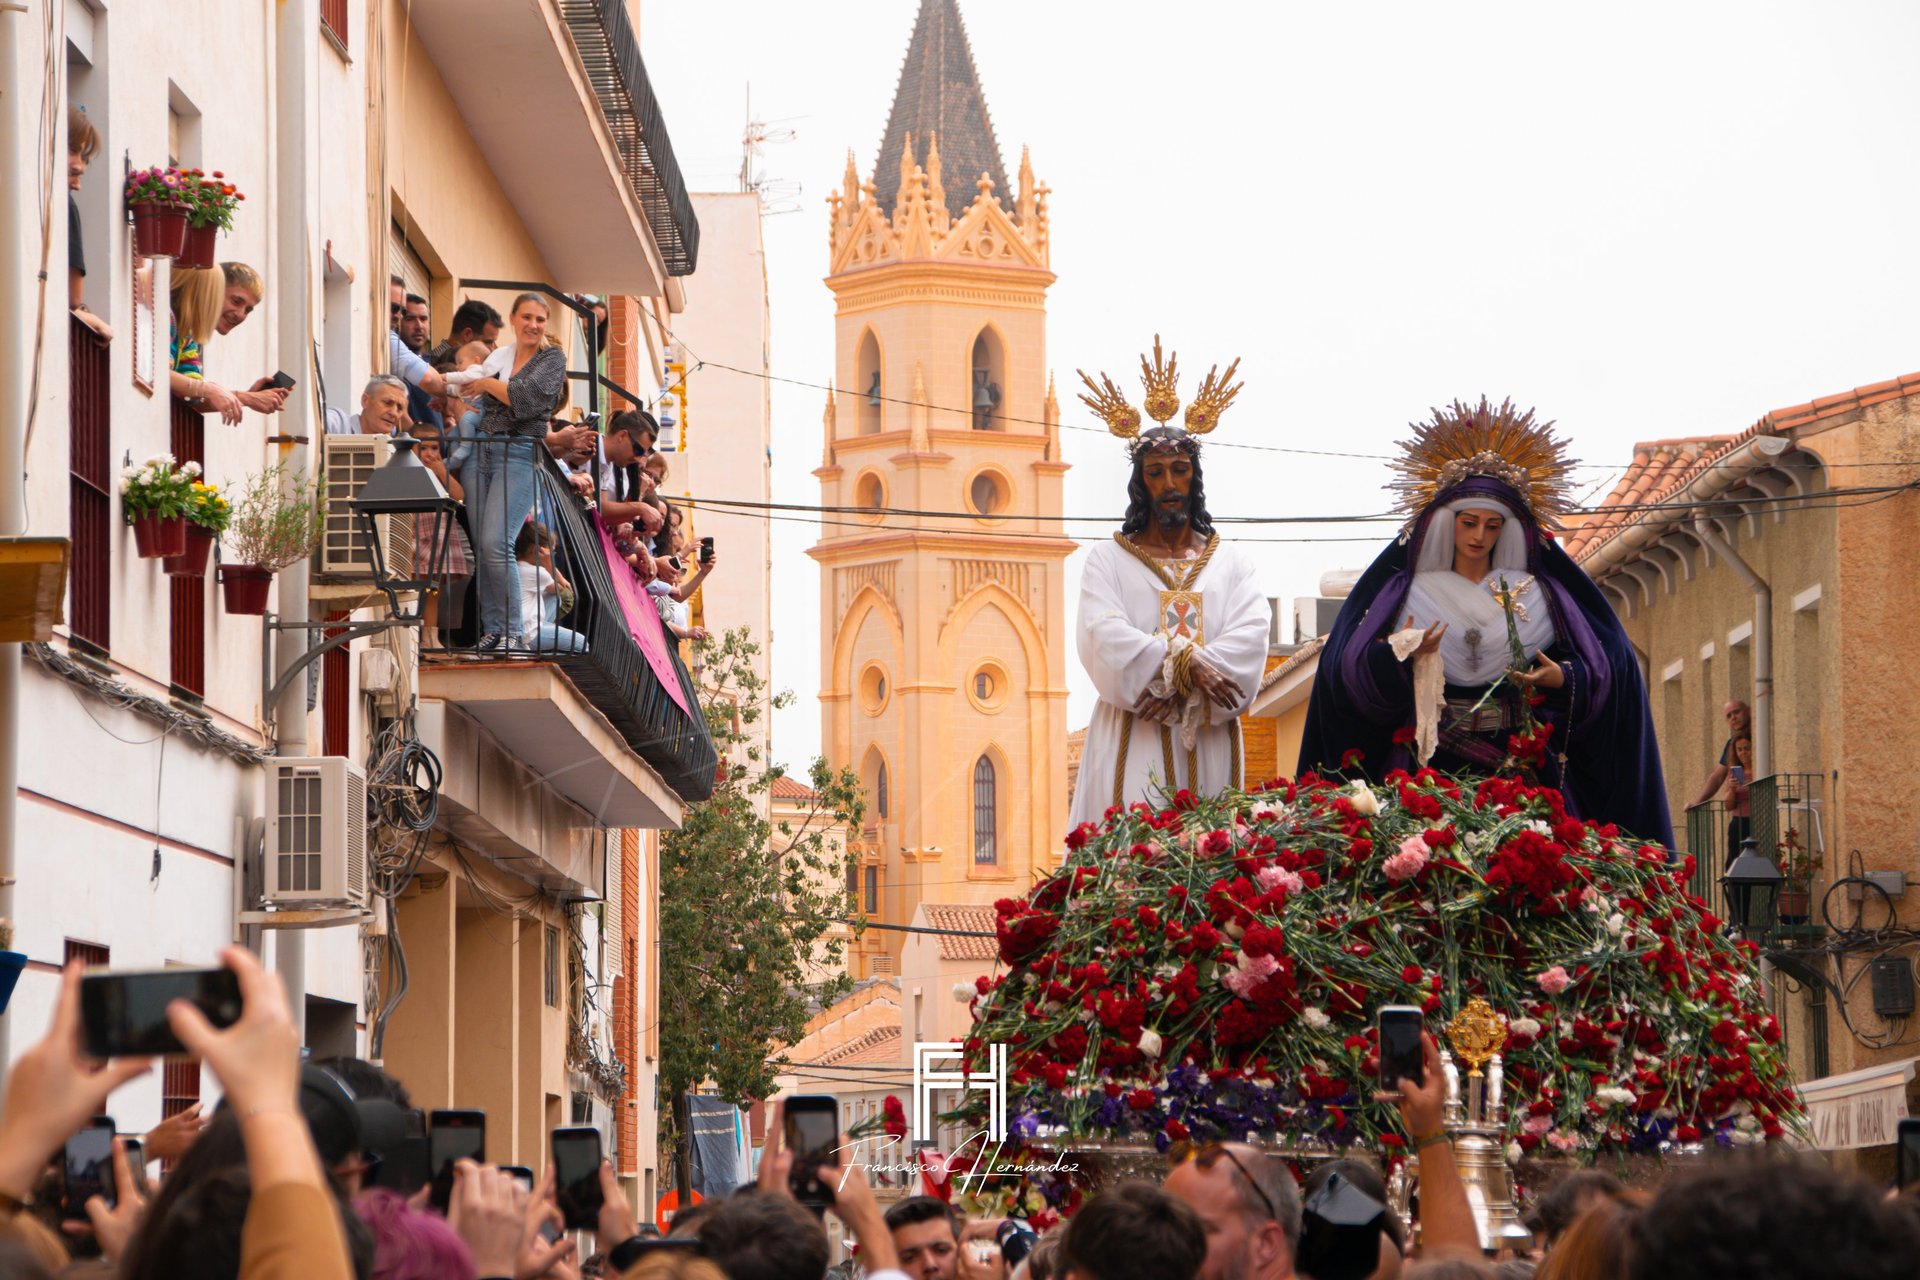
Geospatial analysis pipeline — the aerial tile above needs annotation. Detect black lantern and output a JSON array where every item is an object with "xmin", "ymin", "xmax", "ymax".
[
  {"xmin": 1721, "ymin": 837, "xmax": 1784, "ymax": 938},
  {"xmin": 348, "ymin": 431, "xmax": 458, "ymax": 621}
]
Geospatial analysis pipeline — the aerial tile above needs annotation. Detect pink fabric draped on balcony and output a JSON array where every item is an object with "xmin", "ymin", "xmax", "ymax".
[{"xmin": 592, "ymin": 512, "xmax": 690, "ymax": 717}]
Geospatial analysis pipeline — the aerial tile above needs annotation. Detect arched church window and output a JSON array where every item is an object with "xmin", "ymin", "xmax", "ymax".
[
  {"xmin": 972, "ymin": 755, "xmax": 997, "ymax": 865},
  {"xmin": 970, "ymin": 330, "xmax": 1004, "ymax": 430},
  {"xmin": 857, "ymin": 330, "xmax": 883, "ymax": 434},
  {"xmin": 875, "ymin": 760, "xmax": 889, "ymax": 820}
]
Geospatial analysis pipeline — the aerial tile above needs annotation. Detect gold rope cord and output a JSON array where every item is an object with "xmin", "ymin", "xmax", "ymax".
[
  {"xmin": 1161, "ymin": 725, "xmax": 1177, "ymax": 791},
  {"xmin": 1186, "ymin": 743, "xmax": 1198, "ymax": 792},
  {"xmin": 1112, "ymin": 531, "xmax": 1221, "ymax": 592},
  {"xmin": 1230, "ymin": 720, "xmax": 1242, "ymax": 790},
  {"xmin": 1112, "ymin": 710, "xmax": 1135, "ymax": 809}
]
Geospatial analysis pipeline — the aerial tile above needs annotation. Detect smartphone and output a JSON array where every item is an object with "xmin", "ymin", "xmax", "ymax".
[
  {"xmin": 428, "ymin": 1110, "xmax": 486, "ymax": 1213},
  {"xmin": 783, "ymin": 1094, "xmax": 840, "ymax": 1215},
  {"xmin": 269, "ymin": 370, "xmax": 297, "ymax": 391},
  {"xmin": 122, "ymin": 1137, "xmax": 147, "ymax": 1197},
  {"xmin": 1377, "ymin": 1005, "xmax": 1425, "ymax": 1093},
  {"xmin": 1899, "ymin": 1117, "xmax": 1920, "ymax": 1190},
  {"xmin": 80, "ymin": 968, "xmax": 243, "ymax": 1058},
  {"xmin": 552, "ymin": 1127, "xmax": 605, "ymax": 1230},
  {"xmin": 62, "ymin": 1118, "xmax": 116, "ymax": 1220},
  {"xmin": 1731, "ymin": 765, "xmax": 1747, "ymax": 786},
  {"xmin": 502, "ymin": 1165, "xmax": 535, "ymax": 1191},
  {"xmin": 699, "ymin": 536, "xmax": 714, "ymax": 565}
]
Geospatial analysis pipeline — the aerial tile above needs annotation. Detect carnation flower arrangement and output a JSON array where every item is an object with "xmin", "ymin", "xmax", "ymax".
[{"xmin": 962, "ymin": 770, "xmax": 1801, "ymax": 1171}]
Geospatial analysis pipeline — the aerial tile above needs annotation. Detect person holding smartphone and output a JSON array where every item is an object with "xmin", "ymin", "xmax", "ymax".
[
  {"xmin": 1371, "ymin": 1028, "xmax": 1481, "ymax": 1265},
  {"xmin": 1717, "ymin": 735, "xmax": 1755, "ymax": 863}
]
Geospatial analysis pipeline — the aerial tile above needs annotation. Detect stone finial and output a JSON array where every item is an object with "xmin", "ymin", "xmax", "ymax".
[
  {"xmin": 823, "ymin": 387, "xmax": 838, "ymax": 466},
  {"xmin": 1044, "ymin": 372, "xmax": 1059, "ymax": 461},
  {"xmin": 909, "ymin": 361, "xmax": 931, "ymax": 453},
  {"xmin": 926, "ymin": 132, "xmax": 947, "ymax": 230},
  {"xmin": 1017, "ymin": 146, "xmax": 1036, "ymax": 225},
  {"xmin": 975, "ymin": 172, "xmax": 996, "ymax": 205},
  {"xmin": 843, "ymin": 149, "xmax": 861, "ymax": 213},
  {"xmin": 897, "ymin": 134, "xmax": 917, "ymax": 210}
]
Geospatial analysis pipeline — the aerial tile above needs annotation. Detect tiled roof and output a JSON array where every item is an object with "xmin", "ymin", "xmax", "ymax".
[
  {"xmin": 872, "ymin": 0, "xmax": 1011, "ymax": 221},
  {"xmin": 770, "ymin": 775, "xmax": 819, "ymax": 803},
  {"xmin": 1565, "ymin": 370, "xmax": 1920, "ymax": 564},
  {"xmin": 921, "ymin": 902, "xmax": 998, "ymax": 961},
  {"xmin": 824, "ymin": 1024, "xmax": 904, "ymax": 1068},
  {"xmin": 1562, "ymin": 436, "xmax": 1733, "ymax": 561},
  {"xmin": 1258, "ymin": 634, "xmax": 1326, "ymax": 693}
]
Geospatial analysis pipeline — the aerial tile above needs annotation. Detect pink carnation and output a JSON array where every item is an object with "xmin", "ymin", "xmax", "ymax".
[
  {"xmin": 1255, "ymin": 865, "xmax": 1305, "ymax": 896},
  {"xmin": 1382, "ymin": 835, "xmax": 1430, "ymax": 884},
  {"xmin": 1536, "ymin": 965, "xmax": 1572, "ymax": 995},
  {"xmin": 1222, "ymin": 952, "xmax": 1280, "ymax": 999}
]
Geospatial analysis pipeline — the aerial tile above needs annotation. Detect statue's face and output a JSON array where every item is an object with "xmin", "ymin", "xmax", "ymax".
[{"xmin": 1139, "ymin": 447, "xmax": 1195, "ymax": 530}]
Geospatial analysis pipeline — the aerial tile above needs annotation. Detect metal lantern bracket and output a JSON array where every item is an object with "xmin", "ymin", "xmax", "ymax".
[{"xmin": 261, "ymin": 611, "xmax": 421, "ymax": 736}]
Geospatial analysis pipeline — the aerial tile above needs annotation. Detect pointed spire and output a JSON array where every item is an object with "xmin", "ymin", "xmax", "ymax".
[
  {"xmin": 909, "ymin": 361, "xmax": 931, "ymax": 453},
  {"xmin": 925, "ymin": 132, "xmax": 946, "ymax": 226},
  {"xmin": 822, "ymin": 387, "xmax": 838, "ymax": 466},
  {"xmin": 871, "ymin": 0, "xmax": 1011, "ymax": 221},
  {"xmin": 1044, "ymin": 372, "xmax": 1059, "ymax": 461},
  {"xmin": 1017, "ymin": 146, "xmax": 1036, "ymax": 224},
  {"xmin": 843, "ymin": 149, "xmax": 861, "ymax": 212},
  {"xmin": 898, "ymin": 132, "xmax": 916, "ymax": 200}
]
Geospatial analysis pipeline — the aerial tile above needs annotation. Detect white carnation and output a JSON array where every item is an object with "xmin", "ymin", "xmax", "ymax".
[
  {"xmin": 1509, "ymin": 1017, "xmax": 1542, "ymax": 1038},
  {"xmin": 1137, "ymin": 1029, "xmax": 1163, "ymax": 1059},
  {"xmin": 1301, "ymin": 1007, "xmax": 1332, "ymax": 1031},
  {"xmin": 952, "ymin": 982, "xmax": 975, "ymax": 1003},
  {"xmin": 1348, "ymin": 781, "xmax": 1381, "ymax": 817}
]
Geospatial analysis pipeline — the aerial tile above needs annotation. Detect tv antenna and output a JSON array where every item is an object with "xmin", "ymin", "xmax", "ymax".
[{"xmin": 740, "ymin": 84, "xmax": 804, "ymax": 216}]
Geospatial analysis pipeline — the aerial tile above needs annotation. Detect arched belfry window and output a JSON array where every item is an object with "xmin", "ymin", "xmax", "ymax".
[
  {"xmin": 857, "ymin": 330, "xmax": 882, "ymax": 435},
  {"xmin": 875, "ymin": 759, "xmax": 890, "ymax": 821},
  {"xmin": 972, "ymin": 755, "xmax": 997, "ymax": 864},
  {"xmin": 970, "ymin": 330, "xmax": 1004, "ymax": 430}
]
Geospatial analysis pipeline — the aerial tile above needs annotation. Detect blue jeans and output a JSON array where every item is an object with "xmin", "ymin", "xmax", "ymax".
[
  {"xmin": 470, "ymin": 434, "xmax": 539, "ymax": 640},
  {"xmin": 529, "ymin": 622, "xmax": 588, "ymax": 653}
]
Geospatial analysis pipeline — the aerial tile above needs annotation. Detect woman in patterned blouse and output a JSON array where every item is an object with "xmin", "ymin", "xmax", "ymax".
[{"xmin": 464, "ymin": 293, "xmax": 569, "ymax": 650}]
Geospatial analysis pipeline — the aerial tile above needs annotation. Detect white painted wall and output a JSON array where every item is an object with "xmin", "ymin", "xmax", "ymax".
[
  {"xmin": 665, "ymin": 193, "xmax": 773, "ymax": 763},
  {"xmin": 5, "ymin": 0, "xmax": 374, "ymax": 1113}
]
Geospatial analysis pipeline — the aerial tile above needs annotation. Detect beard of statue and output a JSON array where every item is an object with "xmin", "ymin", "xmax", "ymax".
[{"xmin": 1121, "ymin": 439, "xmax": 1215, "ymax": 540}]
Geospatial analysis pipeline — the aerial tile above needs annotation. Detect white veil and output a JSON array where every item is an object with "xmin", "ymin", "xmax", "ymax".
[{"xmin": 1405, "ymin": 497, "xmax": 1556, "ymax": 686}]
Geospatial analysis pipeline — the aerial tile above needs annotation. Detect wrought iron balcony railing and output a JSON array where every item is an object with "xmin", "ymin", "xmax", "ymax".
[{"xmin": 558, "ymin": 0, "xmax": 700, "ymax": 276}]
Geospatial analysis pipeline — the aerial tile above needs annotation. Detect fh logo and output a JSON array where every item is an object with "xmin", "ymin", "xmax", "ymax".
[{"xmin": 911, "ymin": 1041, "xmax": 1007, "ymax": 1142}]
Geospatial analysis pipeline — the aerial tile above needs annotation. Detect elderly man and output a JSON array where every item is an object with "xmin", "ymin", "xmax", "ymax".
[
  {"xmin": 326, "ymin": 374, "xmax": 409, "ymax": 436},
  {"xmin": 1163, "ymin": 1144, "xmax": 1301, "ymax": 1280}
]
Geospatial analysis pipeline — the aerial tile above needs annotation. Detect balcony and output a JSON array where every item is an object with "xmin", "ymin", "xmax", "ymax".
[
  {"xmin": 404, "ymin": 0, "xmax": 697, "ymax": 293},
  {"xmin": 418, "ymin": 446, "xmax": 716, "ymax": 842},
  {"xmin": 1684, "ymin": 772, "xmax": 1827, "ymax": 948}
]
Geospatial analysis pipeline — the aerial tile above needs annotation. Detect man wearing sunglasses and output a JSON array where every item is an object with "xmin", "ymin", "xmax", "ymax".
[{"xmin": 1164, "ymin": 1140, "xmax": 1302, "ymax": 1280}]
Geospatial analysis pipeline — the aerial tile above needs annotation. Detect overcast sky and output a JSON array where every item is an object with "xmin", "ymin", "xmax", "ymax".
[{"xmin": 642, "ymin": 1, "xmax": 1920, "ymax": 772}]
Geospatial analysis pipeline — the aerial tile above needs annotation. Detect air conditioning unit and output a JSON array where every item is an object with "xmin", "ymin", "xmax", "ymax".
[
  {"xmin": 314, "ymin": 434, "xmax": 416, "ymax": 582},
  {"xmin": 264, "ymin": 756, "xmax": 367, "ymax": 908}
]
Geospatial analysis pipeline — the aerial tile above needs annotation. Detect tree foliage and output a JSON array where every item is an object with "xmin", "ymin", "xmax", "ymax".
[{"xmin": 658, "ymin": 628, "xmax": 865, "ymax": 1117}]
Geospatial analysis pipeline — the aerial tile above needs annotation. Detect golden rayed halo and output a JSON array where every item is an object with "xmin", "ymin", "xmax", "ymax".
[
  {"xmin": 1390, "ymin": 397, "xmax": 1576, "ymax": 533},
  {"xmin": 1075, "ymin": 335, "xmax": 1244, "ymax": 441}
]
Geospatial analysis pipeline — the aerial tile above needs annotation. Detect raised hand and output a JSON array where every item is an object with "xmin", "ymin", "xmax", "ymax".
[{"xmin": 1509, "ymin": 650, "xmax": 1565, "ymax": 689}]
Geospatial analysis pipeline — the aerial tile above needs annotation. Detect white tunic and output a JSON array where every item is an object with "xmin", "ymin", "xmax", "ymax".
[{"xmin": 1068, "ymin": 535, "xmax": 1270, "ymax": 828}]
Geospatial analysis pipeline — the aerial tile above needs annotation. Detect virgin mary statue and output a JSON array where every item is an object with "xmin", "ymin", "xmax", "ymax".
[{"xmin": 1298, "ymin": 398, "xmax": 1673, "ymax": 847}]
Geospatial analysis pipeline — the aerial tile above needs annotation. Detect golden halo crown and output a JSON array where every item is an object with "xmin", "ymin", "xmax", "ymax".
[
  {"xmin": 1076, "ymin": 335, "xmax": 1243, "ymax": 442},
  {"xmin": 1390, "ymin": 397, "xmax": 1576, "ymax": 533}
]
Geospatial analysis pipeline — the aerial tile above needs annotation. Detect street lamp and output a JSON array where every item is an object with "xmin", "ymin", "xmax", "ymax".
[
  {"xmin": 1722, "ymin": 837, "xmax": 1784, "ymax": 938},
  {"xmin": 348, "ymin": 432, "xmax": 459, "ymax": 621},
  {"xmin": 261, "ymin": 432, "xmax": 457, "ymax": 735}
]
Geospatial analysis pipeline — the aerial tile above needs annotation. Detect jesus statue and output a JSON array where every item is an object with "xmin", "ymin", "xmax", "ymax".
[{"xmin": 1067, "ymin": 339, "xmax": 1271, "ymax": 828}]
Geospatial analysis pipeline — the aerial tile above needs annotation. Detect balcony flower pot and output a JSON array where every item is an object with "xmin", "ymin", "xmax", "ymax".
[
  {"xmin": 176, "ymin": 221, "xmax": 218, "ymax": 270},
  {"xmin": 127, "ymin": 201, "xmax": 189, "ymax": 259},
  {"xmin": 163, "ymin": 523, "xmax": 217, "ymax": 576},
  {"xmin": 130, "ymin": 512, "xmax": 188, "ymax": 560},
  {"xmin": 219, "ymin": 564, "xmax": 274, "ymax": 615},
  {"xmin": 1778, "ymin": 881, "xmax": 1812, "ymax": 925}
]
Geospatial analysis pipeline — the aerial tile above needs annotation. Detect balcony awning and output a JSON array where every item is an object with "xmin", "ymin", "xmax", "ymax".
[
  {"xmin": 1796, "ymin": 1055, "xmax": 1918, "ymax": 1150},
  {"xmin": 417, "ymin": 665, "xmax": 684, "ymax": 896},
  {"xmin": 404, "ymin": 0, "xmax": 673, "ymax": 296}
]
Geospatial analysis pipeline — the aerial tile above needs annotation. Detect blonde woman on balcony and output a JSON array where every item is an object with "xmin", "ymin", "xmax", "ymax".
[
  {"xmin": 466, "ymin": 292, "xmax": 568, "ymax": 651},
  {"xmin": 169, "ymin": 265, "xmax": 286, "ymax": 425}
]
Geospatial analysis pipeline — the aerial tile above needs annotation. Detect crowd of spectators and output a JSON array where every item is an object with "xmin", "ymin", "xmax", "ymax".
[
  {"xmin": 2, "ymin": 980, "xmax": 1918, "ymax": 1280},
  {"xmin": 314, "ymin": 280, "xmax": 716, "ymax": 655}
]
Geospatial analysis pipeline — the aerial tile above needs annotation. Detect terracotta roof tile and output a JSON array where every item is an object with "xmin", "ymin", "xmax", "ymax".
[
  {"xmin": 921, "ymin": 902, "xmax": 998, "ymax": 961},
  {"xmin": 1568, "ymin": 368, "xmax": 1920, "ymax": 564},
  {"xmin": 820, "ymin": 1024, "xmax": 903, "ymax": 1068},
  {"xmin": 872, "ymin": 0, "xmax": 1011, "ymax": 221},
  {"xmin": 770, "ymin": 775, "xmax": 819, "ymax": 803}
]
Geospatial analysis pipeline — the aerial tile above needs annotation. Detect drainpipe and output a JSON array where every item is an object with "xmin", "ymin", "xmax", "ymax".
[
  {"xmin": 270, "ymin": 0, "xmax": 313, "ymax": 1039},
  {"xmin": 0, "ymin": 1, "xmax": 28, "ymax": 1075},
  {"xmin": 1693, "ymin": 516, "xmax": 1772, "ymax": 777}
]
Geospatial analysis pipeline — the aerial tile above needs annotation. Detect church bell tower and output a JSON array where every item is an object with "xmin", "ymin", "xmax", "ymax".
[{"xmin": 810, "ymin": 0, "xmax": 1073, "ymax": 976}]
